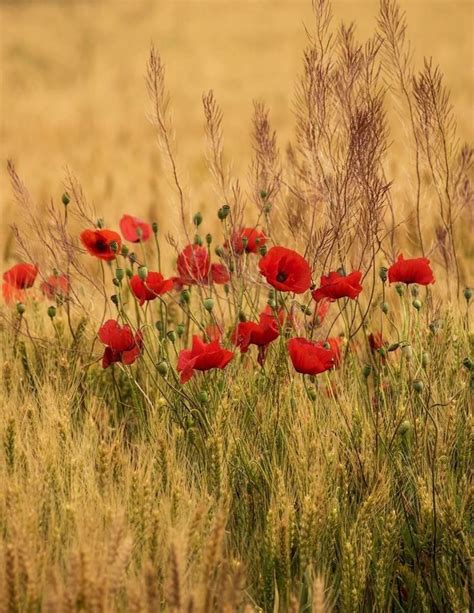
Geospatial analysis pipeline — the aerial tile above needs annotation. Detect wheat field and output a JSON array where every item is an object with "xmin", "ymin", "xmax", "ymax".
[{"xmin": 0, "ymin": 1, "xmax": 473, "ymax": 611}]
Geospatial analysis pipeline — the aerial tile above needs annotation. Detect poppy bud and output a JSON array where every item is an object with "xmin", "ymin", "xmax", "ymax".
[
  {"xmin": 411, "ymin": 284, "xmax": 419, "ymax": 298},
  {"xmin": 412, "ymin": 299, "xmax": 422, "ymax": 311},
  {"xmin": 268, "ymin": 289, "xmax": 275, "ymax": 300},
  {"xmin": 379, "ymin": 267, "xmax": 388, "ymax": 283},
  {"xmin": 464, "ymin": 287, "xmax": 473, "ymax": 302},
  {"xmin": 198, "ymin": 391, "xmax": 209, "ymax": 404},
  {"xmin": 167, "ymin": 330, "xmax": 176, "ymax": 343},
  {"xmin": 260, "ymin": 190, "xmax": 268, "ymax": 200},
  {"xmin": 176, "ymin": 323, "xmax": 185, "ymax": 337},
  {"xmin": 402, "ymin": 344, "xmax": 412, "ymax": 360},
  {"xmin": 194, "ymin": 234, "xmax": 203, "ymax": 246},
  {"xmin": 217, "ymin": 205, "xmax": 230, "ymax": 220},
  {"xmin": 121, "ymin": 245, "xmax": 129, "ymax": 257},
  {"xmin": 126, "ymin": 268, "xmax": 133, "ymax": 279},
  {"xmin": 180, "ymin": 290, "xmax": 190, "ymax": 304},
  {"xmin": 152, "ymin": 222, "xmax": 159, "ymax": 234},
  {"xmin": 47, "ymin": 306, "xmax": 57, "ymax": 319},
  {"xmin": 379, "ymin": 347, "xmax": 387, "ymax": 358},
  {"xmin": 96, "ymin": 218, "xmax": 105, "ymax": 229},
  {"xmin": 16, "ymin": 303, "xmax": 26, "ymax": 315},
  {"xmin": 395, "ymin": 283, "xmax": 404, "ymax": 296},
  {"xmin": 111, "ymin": 294, "xmax": 119, "ymax": 306},
  {"xmin": 238, "ymin": 311, "xmax": 247, "ymax": 322},
  {"xmin": 203, "ymin": 298, "xmax": 214, "ymax": 312},
  {"xmin": 259, "ymin": 245, "xmax": 268, "ymax": 256},
  {"xmin": 300, "ymin": 305, "xmax": 312, "ymax": 316},
  {"xmin": 215, "ymin": 246, "xmax": 225, "ymax": 257},
  {"xmin": 193, "ymin": 212, "xmax": 203, "ymax": 227},
  {"xmin": 155, "ymin": 320, "xmax": 163, "ymax": 332},
  {"xmin": 381, "ymin": 302, "xmax": 389, "ymax": 314},
  {"xmin": 388, "ymin": 343, "xmax": 399, "ymax": 352},
  {"xmin": 307, "ymin": 387, "xmax": 317, "ymax": 401},
  {"xmin": 429, "ymin": 319, "xmax": 441, "ymax": 334},
  {"xmin": 115, "ymin": 268, "xmax": 125, "ymax": 282},
  {"xmin": 206, "ymin": 233, "xmax": 212, "ymax": 245},
  {"xmin": 138, "ymin": 266, "xmax": 148, "ymax": 281},
  {"xmin": 109, "ymin": 241, "xmax": 118, "ymax": 254},
  {"xmin": 336, "ymin": 266, "xmax": 346, "ymax": 277},
  {"xmin": 362, "ymin": 363, "xmax": 371, "ymax": 378},
  {"xmin": 113, "ymin": 278, "xmax": 120, "ymax": 287},
  {"xmin": 421, "ymin": 352, "xmax": 430, "ymax": 368},
  {"xmin": 157, "ymin": 361, "xmax": 168, "ymax": 376},
  {"xmin": 413, "ymin": 379, "xmax": 424, "ymax": 393},
  {"xmin": 62, "ymin": 192, "xmax": 70, "ymax": 206},
  {"xmin": 228, "ymin": 261, "xmax": 235, "ymax": 273}
]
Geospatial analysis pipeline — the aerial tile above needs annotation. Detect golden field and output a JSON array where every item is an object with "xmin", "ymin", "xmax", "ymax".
[{"xmin": 0, "ymin": 0, "xmax": 473, "ymax": 242}]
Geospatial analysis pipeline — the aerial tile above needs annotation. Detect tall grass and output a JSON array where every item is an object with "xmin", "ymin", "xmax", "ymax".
[{"xmin": 0, "ymin": 0, "xmax": 472, "ymax": 610}]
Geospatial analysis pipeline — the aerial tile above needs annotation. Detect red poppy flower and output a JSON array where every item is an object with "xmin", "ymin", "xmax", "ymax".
[
  {"xmin": 259, "ymin": 246, "xmax": 312, "ymax": 294},
  {"xmin": 40, "ymin": 274, "xmax": 70, "ymax": 300},
  {"xmin": 2, "ymin": 283, "xmax": 26, "ymax": 305},
  {"xmin": 228, "ymin": 227, "xmax": 267, "ymax": 255},
  {"xmin": 177, "ymin": 335, "xmax": 234, "ymax": 383},
  {"xmin": 3, "ymin": 263, "xmax": 38, "ymax": 289},
  {"xmin": 232, "ymin": 311, "xmax": 280, "ymax": 353},
  {"xmin": 312, "ymin": 270, "xmax": 363, "ymax": 302},
  {"xmin": 177, "ymin": 244, "xmax": 210, "ymax": 285},
  {"xmin": 388, "ymin": 254, "xmax": 434, "ymax": 285},
  {"xmin": 176, "ymin": 244, "xmax": 229, "ymax": 286},
  {"xmin": 287, "ymin": 337, "xmax": 336, "ymax": 375},
  {"xmin": 98, "ymin": 319, "xmax": 142, "ymax": 368},
  {"xmin": 80, "ymin": 229, "xmax": 121, "ymax": 261},
  {"xmin": 119, "ymin": 214, "xmax": 152, "ymax": 243},
  {"xmin": 129, "ymin": 272, "xmax": 174, "ymax": 305}
]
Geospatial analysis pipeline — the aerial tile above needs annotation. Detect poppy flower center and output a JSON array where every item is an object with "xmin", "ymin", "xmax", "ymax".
[
  {"xmin": 95, "ymin": 239, "xmax": 108, "ymax": 252},
  {"xmin": 276, "ymin": 271, "xmax": 287, "ymax": 282}
]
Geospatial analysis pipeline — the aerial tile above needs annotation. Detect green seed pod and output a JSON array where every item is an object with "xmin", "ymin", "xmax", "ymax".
[
  {"xmin": 379, "ymin": 266, "xmax": 388, "ymax": 283},
  {"xmin": 464, "ymin": 287, "xmax": 473, "ymax": 302},
  {"xmin": 307, "ymin": 388, "xmax": 317, "ymax": 401},
  {"xmin": 111, "ymin": 294, "xmax": 119, "ymax": 306},
  {"xmin": 115, "ymin": 268, "xmax": 125, "ymax": 282},
  {"xmin": 126, "ymin": 268, "xmax": 133, "ymax": 279},
  {"xmin": 180, "ymin": 290, "xmax": 190, "ymax": 304},
  {"xmin": 109, "ymin": 241, "xmax": 118, "ymax": 254},
  {"xmin": 421, "ymin": 352, "xmax": 430, "ymax": 368},
  {"xmin": 267, "ymin": 299, "xmax": 276, "ymax": 309},
  {"xmin": 238, "ymin": 311, "xmax": 247, "ymax": 323},
  {"xmin": 167, "ymin": 330, "xmax": 176, "ymax": 343},
  {"xmin": 462, "ymin": 357, "xmax": 473, "ymax": 371},
  {"xmin": 412, "ymin": 299, "xmax": 422, "ymax": 311},
  {"xmin": 215, "ymin": 246, "xmax": 225, "ymax": 258},
  {"xmin": 206, "ymin": 233, "xmax": 212, "ymax": 245},
  {"xmin": 260, "ymin": 189, "xmax": 268, "ymax": 200},
  {"xmin": 395, "ymin": 283, "xmax": 404, "ymax": 296},
  {"xmin": 411, "ymin": 284, "xmax": 419, "ymax": 298},
  {"xmin": 113, "ymin": 278, "xmax": 120, "ymax": 287},
  {"xmin": 176, "ymin": 324, "xmax": 185, "ymax": 338},
  {"xmin": 399, "ymin": 420, "xmax": 412, "ymax": 436},
  {"xmin": 198, "ymin": 391, "xmax": 209, "ymax": 404},
  {"xmin": 263, "ymin": 203, "xmax": 272, "ymax": 214},
  {"xmin": 381, "ymin": 301, "xmax": 389, "ymax": 314},
  {"xmin": 157, "ymin": 361, "xmax": 169, "ymax": 376},
  {"xmin": 362, "ymin": 363, "xmax": 371, "ymax": 378},
  {"xmin": 402, "ymin": 344, "xmax": 412, "ymax": 361},
  {"xmin": 224, "ymin": 284, "xmax": 230, "ymax": 294},
  {"xmin": 193, "ymin": 212, "xmax": 203, "ymax": 227},
  {"xmin": 47, "ymin": 305, "xmax": 57, "ymax": 319},
  {"xmin": 259, "ymin": 245, "xmax": 268, "ymax": 256},
  {"xmin": 413, "ymin": 379, "xmax": 424, "ymax": 393},
  {"xmin": 120, "ymin": 245, "xmax": 129, "ymax": 257},
  {"xmin": 217, "ymin": 205, "xmax": 230, "ymax": 220},
  {"xmin": 138, "ymin": 266, "xmax": 148, "ymax": 281},
  {"xmin": 152, "ymin": 221, "xmax": 158, "ymax": 234},
  {"xmin": 155, "ymin": 320, "xmax": 163, "ymax": 332},
  {"xmin": 300, "ymin": 305, "xmax": 312, "ymax": 316},
  {"xmin": 61, "ymin": 192, "xmax": 70, "ymax": 206}
]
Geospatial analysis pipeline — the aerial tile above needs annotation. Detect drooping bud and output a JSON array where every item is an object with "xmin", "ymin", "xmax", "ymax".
[
  {"xmin": 300, "ymin": 304, "xmax": 312, "ymax": 316},
  {"xmin": 167, "ymin": 330, "xmax": 176, "ymax": 343},
  {"xmin": 388, "ymin": 343, "xmax": 400, "ymax": 352},
  {"xmin": 193, "ymin": 212, "xmax": 203, "ymax": 227},
  {"xmin": 111, "ymin": 294, "xmax": 119, "ymax": 306},
  {"xmin": 47, "ymin": 306, "xmax": 57, "ymax": 319},
  {"xmin": 157, "ymin": 361, "xmax": 169, "ymax": 376}
]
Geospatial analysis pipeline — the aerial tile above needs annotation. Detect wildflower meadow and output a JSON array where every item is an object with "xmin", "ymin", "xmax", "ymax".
[{"xmin": 0, "ymin": 1, "xmax": 472, "ymax": 611}]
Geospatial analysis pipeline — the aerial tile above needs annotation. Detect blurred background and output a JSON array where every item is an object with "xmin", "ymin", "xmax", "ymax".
[{"xmin": 0, "ymin": 0, "xmax": 472, "ymax": 243}]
